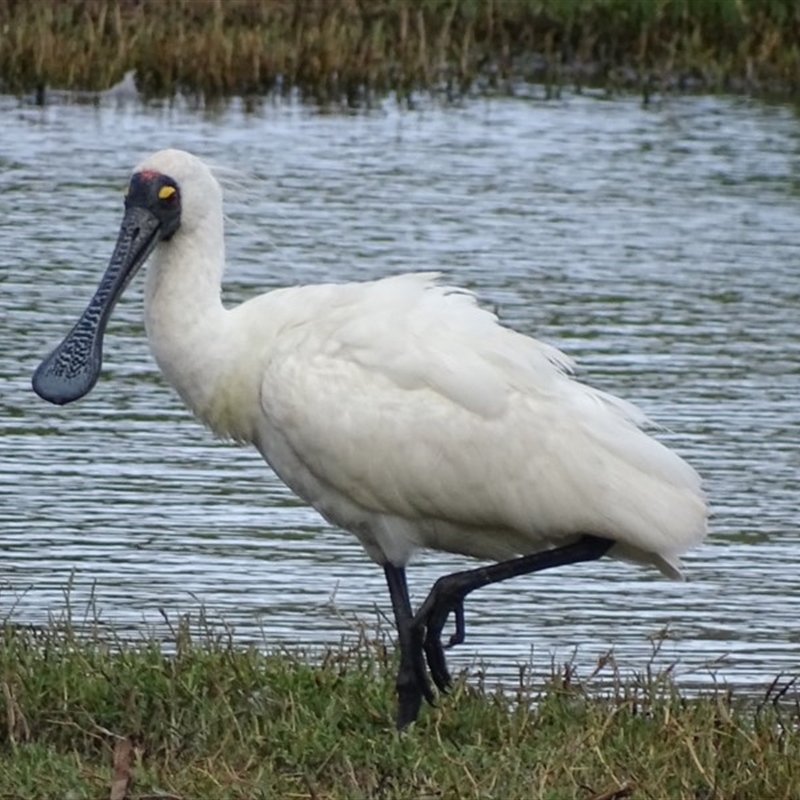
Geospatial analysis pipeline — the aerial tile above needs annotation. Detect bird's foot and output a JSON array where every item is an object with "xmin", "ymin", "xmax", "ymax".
[
  {"xmin": 412, "ymin": 574, "xmax": 470, "ymax": 692},
  {"xmin": 395, "ymin": 617, "xmax": 435, "ymax": 729},
  {"xmin": 393, "ymin": 537, "xmax": 615, "ymax": 726}
]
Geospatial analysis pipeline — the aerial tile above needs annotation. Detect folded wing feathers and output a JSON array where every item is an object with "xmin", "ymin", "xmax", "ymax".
[
  {"xmin": 261, "ymin": 273, "xmax": 707, "ymax": 571},
  {"xmin": 336, "ymin": 273, "xmax": 589, "ymax": 418}
]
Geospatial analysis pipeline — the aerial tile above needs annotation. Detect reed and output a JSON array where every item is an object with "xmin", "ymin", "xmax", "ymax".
[
  {"xmin": 0, "ymin": 0, "xmax": 797, "ymax": 102},
  {"xmin": 1, "ymin": 611, "xmax": 798, "ymax": 799}
]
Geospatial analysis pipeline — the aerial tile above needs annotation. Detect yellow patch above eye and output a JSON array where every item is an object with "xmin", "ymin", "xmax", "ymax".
[{"xmin": 158, "ymin": 185, "xmax": 176, "ymax": 200}]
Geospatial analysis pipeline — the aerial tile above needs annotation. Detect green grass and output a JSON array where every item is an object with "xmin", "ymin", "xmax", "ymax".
[
  {"xmin": 1, "ymin": 611, "xmax": 798, "ymax": 799},
  {"xmin": 0, "ymin": 0, "xmax": 798, "ymax": 103}
]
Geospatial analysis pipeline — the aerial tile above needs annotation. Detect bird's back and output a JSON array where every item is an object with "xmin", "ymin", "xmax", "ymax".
[{"xmin": 226, "ymin": 273, "xmax": 707, "ymax": 576}]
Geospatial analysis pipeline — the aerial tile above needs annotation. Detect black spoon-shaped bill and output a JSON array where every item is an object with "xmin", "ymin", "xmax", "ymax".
[{"xmin": 32, "ymin": 205, "xmax": 163, "ymax": 405}]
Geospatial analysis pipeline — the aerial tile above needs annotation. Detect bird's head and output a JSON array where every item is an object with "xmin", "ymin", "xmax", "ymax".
[{"xmin": 31, "ymin": 149, "xmax": 217, "ymax": 406}]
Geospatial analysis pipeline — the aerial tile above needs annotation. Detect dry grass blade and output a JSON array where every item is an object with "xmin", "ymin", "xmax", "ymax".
[
  {"xmin": 110, "ymin": 736, "xmax": 134, "ymax": 800},
  {"xmin": 137, "ymin": 795, "xmax": 183, "ymax": 800},
  {"xmin": 587, "ymin": 781, "xmax": 636, "ymax": 800}
]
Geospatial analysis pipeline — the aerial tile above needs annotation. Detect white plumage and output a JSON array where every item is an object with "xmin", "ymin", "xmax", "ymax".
[
  {"xmin": 140, "ymin": 149, "xmax": 706, "ymax": 578},
  {"xmin": 33, "ymin": 148, "xmax": 708, "ymax": 726}
]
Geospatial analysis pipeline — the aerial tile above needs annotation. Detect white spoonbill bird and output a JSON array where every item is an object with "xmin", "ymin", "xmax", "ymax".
[{"xmin": 33, "ymin": 149, "xmax": 707, "ymax": 728}]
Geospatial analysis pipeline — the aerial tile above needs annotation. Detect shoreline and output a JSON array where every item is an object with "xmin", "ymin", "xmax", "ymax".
[
  {"xmin": 0, "ymin": 616, "xmax": 798, "ymax": 798},
  {"xmin": 0, "ymin": 0, "xmax": 798, "ymax": 104}
]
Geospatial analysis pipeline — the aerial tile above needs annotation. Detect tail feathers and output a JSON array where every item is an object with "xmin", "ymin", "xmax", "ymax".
[{"xmin": 610, "ymin": 542, "xmax": 691, "ymax": 581}]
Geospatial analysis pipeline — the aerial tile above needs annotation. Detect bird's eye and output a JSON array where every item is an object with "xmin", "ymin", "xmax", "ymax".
[{"xmin": 158, "ymin": 185, "xmax": 177, "ymax": 203}]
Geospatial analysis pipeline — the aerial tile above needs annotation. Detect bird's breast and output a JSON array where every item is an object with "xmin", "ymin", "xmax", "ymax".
[{"xmin": 199, "ymin": 375, "xmax": 261, "ymax": 444}]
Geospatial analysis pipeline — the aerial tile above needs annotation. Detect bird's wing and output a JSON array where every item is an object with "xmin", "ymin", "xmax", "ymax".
[{"xmin": 256, "ymin": 274, "xmax": 706, "ymax": 562}]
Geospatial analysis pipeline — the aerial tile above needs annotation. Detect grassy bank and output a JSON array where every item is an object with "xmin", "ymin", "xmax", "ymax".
[
  {"xmin": 0, "ymin": 0, "xmax": 798, "ymax": 103},
  {"xmin": 1, "ymin": 615, "xmax": 798, "ymax": 799}
]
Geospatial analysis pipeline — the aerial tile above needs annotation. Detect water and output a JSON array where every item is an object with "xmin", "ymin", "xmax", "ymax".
[{"xmin": 1, "ymin": 90, "xmax": 799, "ymax": 692}]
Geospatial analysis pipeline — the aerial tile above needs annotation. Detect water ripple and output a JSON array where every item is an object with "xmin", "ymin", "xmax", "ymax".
[{"xmin": 1, "ymin": 92, "xmax": 799, "ymax": 690}]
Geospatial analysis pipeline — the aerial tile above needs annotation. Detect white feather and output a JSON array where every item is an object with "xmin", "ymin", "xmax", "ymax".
[{"xmin": 138, "ymin": 149, "xmax": 707, "ymax": 581}]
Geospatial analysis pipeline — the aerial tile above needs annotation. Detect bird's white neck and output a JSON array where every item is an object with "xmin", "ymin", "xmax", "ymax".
[{"xmin": 143, "ymin": 220, "xmax": 231, "ymax": 429}]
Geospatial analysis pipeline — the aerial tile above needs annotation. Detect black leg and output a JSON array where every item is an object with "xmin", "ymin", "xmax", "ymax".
[
  {"xmin": 384, "ymin": 564, "xmax": 434, "ymax": 728},
  {"xmin": 414, "ymin": 534, "xmax": 615, "ymax": 691}
]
